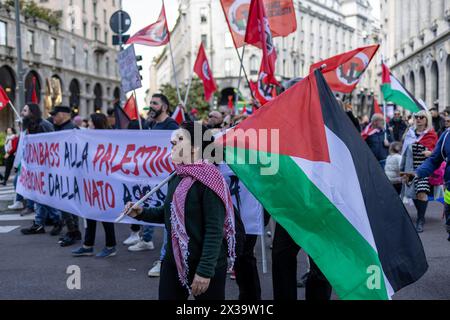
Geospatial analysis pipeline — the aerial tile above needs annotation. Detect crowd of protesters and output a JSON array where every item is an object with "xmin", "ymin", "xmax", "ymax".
[
  {"xmin": 4, "ymin": 90, "xmax": 450, "ymax": 301},
  {"xmin": 360, "ymin": 103, "xmax": 450, "ymax": 240}
]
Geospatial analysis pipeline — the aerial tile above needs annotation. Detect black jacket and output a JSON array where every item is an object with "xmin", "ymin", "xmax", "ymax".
[
  {"xmin": 54, "ymin": 120, "xmax": 78, "ymax": 131},
  {"xmin": 27, "ymin": 119, "xmax": 54, "ymax": 135},
  {"xmin": 365, "ymin": 129, "xmax": 393, "ymax": 161},
  {"xmin": 389, "ymin": 118, "xmax": 407, "ymax": 141}
]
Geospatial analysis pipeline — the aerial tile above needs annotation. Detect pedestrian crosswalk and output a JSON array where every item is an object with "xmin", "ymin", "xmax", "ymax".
[
  {"xmin": 0, "ymin": 213, "xmax": 34, "ymax": 234},
  {"xmin": 0, "ymin": 184, "xmax": 15, "ymax": 201}
]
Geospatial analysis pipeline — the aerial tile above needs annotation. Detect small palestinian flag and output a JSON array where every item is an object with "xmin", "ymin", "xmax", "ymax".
[
  {"xmin": 221, "ymin": 70, "xmax": 428, "ymax": 300},
  {"xmin": 382, "ymin": 63, "xmax": 425, "ymax": 113}
]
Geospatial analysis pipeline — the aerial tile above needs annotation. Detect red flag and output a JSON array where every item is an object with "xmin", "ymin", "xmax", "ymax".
[
  {"xmin": 194, "ymin": 43, "xmax": 217, "ymax": 101},
  {"xmin": 31, "ymin": 76, "xmax": 38, "ymax": 104},
  {"xmin": 123, "ymin": 95, "xmax": 139, "ymax": 120},
  {"xmin": 228, "ymin": 95, "xmax": 234, "ymax": 110},
  {"xmin": 245, "ymin": 0, "xmax": 279, "ymax": 86},
  {"xmin": 126, "ymin": 4, "xmax": 170, "ymax": 47},
  {"xmin": 249, "ymin": 70, "xmax": 277, "ymax": 105},
  {"xmin": 220, "ymin": 0, "xmax": 297, "ymax": 48},
  {"xmin": 373, "ymin": 97, "xmax": 382, "ymax": 115},
  {"xmin": 171, "ymin": 106, "xmax": 185, "ymax": 125},
  {"xmin": 0, "ymin": 86, "xmax": 11, "ymax": 111},
  {"xmin": 310, "ymin": 45, "xmax": 379, "ymax": 93}
]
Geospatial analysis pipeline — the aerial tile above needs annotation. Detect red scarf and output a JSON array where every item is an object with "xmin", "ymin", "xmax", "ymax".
[
  {"xmin": 171, "ymin": 161, "xmax": 236, "ymax": 293},
  {"xmin": 361, "ymin": 123, "xmax": 380, "ymax": 141},
  {"xmin": 416, "ymin": 129, "xmax": 438, "ymax": 151}
]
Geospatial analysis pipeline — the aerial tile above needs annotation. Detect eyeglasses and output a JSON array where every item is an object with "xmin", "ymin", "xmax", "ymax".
[
  {"xmin": 414, "ymin": 115, "xmax": 426, "ymax": 120},
  {"xmin": 150, "ymin": 101, "xmax": 160, "ymax": 106}
]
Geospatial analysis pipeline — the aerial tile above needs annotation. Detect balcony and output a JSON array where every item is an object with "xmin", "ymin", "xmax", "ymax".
[
  {"xmin": 93, "ymin": 41, "xmax": 108, "ymax": 54},
  {"xmin": 0, "ymin": 45, "xmax": 14, "ymax": 61}
]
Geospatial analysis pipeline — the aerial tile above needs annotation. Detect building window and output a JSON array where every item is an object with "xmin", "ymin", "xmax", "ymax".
[
  {"xmin": 104, "ymin": 9, "xmax": 107, "ymax": 24},
  {"xmin": 106, "ymin": 57, "xmax": 110, "ymax": 76},
  {"xmin": 225, "ymin": 32, "xmax": 233, "ymax": 48},
  {"xmin": 0, "ymin": 21, "xmax": 6, "ymax": 46},
  {"xmin": 96, "ymin": 54, "xmax": 100, "ymax": 73},
  {"xmin": 94, "ymin": 27, "xmax": 98, "ymax": 41},
  {"xmin": 27, "ymin": 30, "xmax": 35, "ymax": 52},
  {"xmin": 293, "ymin": 59, "xmax": 298, "ymax": 78},
  {"xmin": 84, "ymin": 50, "xmax": 89, "ymax": 70},
  {"xmin": 82, "ymin": 0, "xmax": 86, "ymax": 12},
  {"xmin": 104, "ymin": 31, "xmax": 108, "ymax": 44},
  {"xmin": 201, "ymin": 34, "xmax": 207, "ymax": 48},
  {"xmin": 93, "ymin": 1, "xmax": 97, "ymax": 18},
  {"xmin": 200, "ymin": 8, "xmax": 207, "ymax": 23},
  {"xmin": 250, "ymin": 55, "xmax": 258, "ymax": 75},
  {"xmin": 71, "ymin": 46, "xmax": 76, "ymax": 67},
  {"xmin": 83, "ymin": 22, "xmax": 87, "ymax": 38},
  {"xmin": 225, "ymin": 59, "xmax": 232, "ymax": 76},
  {"xmin": 50, "ymin": 37, "xmax": 57, "ymax": 58}
]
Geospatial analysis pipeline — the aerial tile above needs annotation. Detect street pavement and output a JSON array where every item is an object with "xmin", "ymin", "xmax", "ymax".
[{"xmin": 0, "ymin": 195, "xmax": 449, "ymax": 300}]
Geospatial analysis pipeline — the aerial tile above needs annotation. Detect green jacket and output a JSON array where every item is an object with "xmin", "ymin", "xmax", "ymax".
[{"xmin": 135, "ymin": 175, "xmax": 228, "ymax": 278}]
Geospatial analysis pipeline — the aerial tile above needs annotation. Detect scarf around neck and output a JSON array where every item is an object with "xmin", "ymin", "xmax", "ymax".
[{"xmin": 170, "ymin": 160, "xmax": 236, "ymax": 293}]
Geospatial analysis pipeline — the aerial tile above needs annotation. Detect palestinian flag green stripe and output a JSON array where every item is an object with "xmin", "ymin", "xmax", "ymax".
[{"xmin": 226, "ymin": 146, "xmax": 389, "ymax": 300}]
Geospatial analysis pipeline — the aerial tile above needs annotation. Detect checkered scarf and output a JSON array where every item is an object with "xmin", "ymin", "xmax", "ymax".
[{"xmin": 170, "ymin": 160, "xmax": 236, "ymax": 293}]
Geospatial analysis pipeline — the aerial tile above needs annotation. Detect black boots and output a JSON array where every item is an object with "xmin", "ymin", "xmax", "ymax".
[{"xmin": 413, "ymin": 199, "xmax": 428, "ymax": 233}]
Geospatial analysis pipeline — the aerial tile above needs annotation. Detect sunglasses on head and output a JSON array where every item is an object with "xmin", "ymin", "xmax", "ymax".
[{"xmin": 414, "ymin": 115, "xmax": 426, "ymax": 120}]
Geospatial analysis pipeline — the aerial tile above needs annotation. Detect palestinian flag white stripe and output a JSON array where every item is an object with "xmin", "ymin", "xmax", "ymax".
[{"xmin": 292, "ymin": 127, "xmax": 395, "ymax": 298}]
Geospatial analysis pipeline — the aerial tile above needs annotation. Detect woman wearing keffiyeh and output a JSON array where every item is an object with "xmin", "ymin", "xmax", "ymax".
[{"xmin": 124, "ymin": 121, "xmax": 236, "ymax": 300}]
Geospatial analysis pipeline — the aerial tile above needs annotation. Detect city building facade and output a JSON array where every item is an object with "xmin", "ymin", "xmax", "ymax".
[
  {"xmin": 151, "ymin": 0, "xmax": 380, "ymax": 112},
  {"xmin": 0, "ymin": 0, "xmax": 121, "ymax": 131},
  {"xmin": 380, "ymin": 0, "xmax": 450, "ymax": 111}
]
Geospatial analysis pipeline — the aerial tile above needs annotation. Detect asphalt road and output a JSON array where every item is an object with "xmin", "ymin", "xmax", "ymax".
[{"xmin": 0, "ymin": 201, "xmax": 449, "ymax": 300}]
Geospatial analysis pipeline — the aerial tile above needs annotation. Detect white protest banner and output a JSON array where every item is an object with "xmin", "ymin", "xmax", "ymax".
[
  {"xmin": 16, "ymin": 130, "xmax": 262, "ymax": 234},
  {"xmin": 118, "ymin": 44, "xmax": 143, "ymax": 93}
]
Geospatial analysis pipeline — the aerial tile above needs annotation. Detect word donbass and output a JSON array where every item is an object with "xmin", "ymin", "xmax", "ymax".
[{"xmin": 23, "ymin": 142, "xmax": 60, "ymax": 168}]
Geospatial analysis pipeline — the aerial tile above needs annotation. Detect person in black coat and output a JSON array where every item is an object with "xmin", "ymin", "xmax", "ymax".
[
  {"xmin": 389, "ymin": 110, "xmax": 407, "ymax": 141},
  {"xmin": 51, "ymin": 106, "xmax": 82, "ymax": 246}
]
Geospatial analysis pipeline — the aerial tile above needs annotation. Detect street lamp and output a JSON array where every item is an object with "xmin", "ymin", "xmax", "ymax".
[{"xmin": 15, "ymin": 0, "xmax": 25, "ymax": 110}]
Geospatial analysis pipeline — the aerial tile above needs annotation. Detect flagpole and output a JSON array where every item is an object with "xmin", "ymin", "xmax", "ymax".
[
  {"xmin": 7, "ymin": 101, "xmax": 22, "ymax": 121},
  {"xmin": 234, "ymin": 45, "xmax": 246, "ymax": 115},
  {"xmin": 132, "ymin": 90, "xmax": 143, "ymax": 130},
  {"xmin": 183, "ymin": 69, "xmax": 194, "ymax": 107},
  {"xmin": 234, "ymin": 46, "xmax": 255, "ymax": 101},
  {"xmin": 260, "ymin": 207, "xmax": 268, "ymax": 274},
  {"xmin": 168, "ymin": 39, "xmax": 182, "ymax": 105},
  {"xmin": 383, "ymin": 100, "xmax": 387, "ymax": 141}
]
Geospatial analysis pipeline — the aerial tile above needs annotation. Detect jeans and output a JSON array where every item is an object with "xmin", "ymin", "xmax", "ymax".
[
  {"xmin": 35, "ymin": 203, "xmax": 61, "ymax": 226},
  {"xmin": 142, "ymin": 225, "xmax": 154, "ymax": 242}
]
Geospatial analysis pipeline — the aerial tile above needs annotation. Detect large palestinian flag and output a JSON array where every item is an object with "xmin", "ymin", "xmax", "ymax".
[
  {"xmin": 382, "ymin": 63, "xmax": 425, "ymax": 113},
  {"xmin": 221, "ymin": 70, "xmax": 428, "ymax": 300}
]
